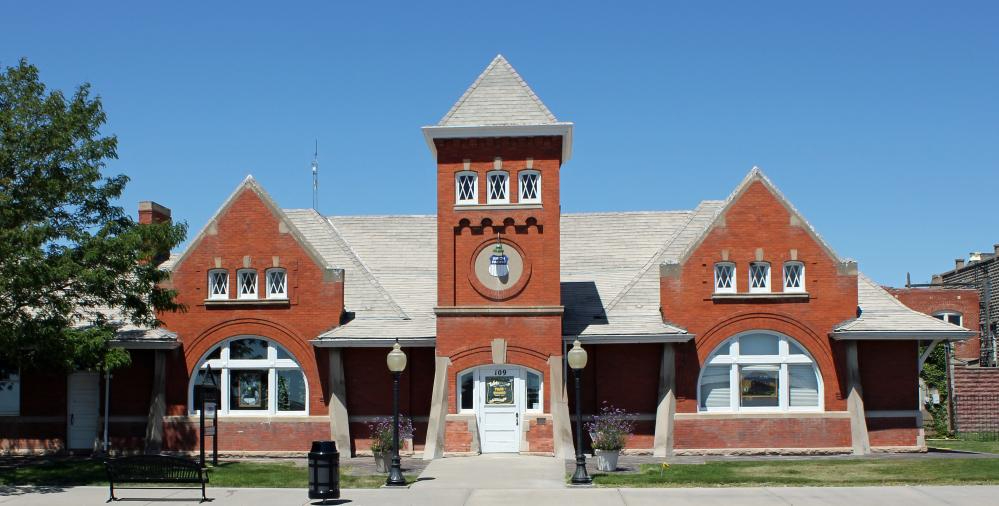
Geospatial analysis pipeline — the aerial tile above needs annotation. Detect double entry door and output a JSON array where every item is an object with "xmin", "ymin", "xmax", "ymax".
[{"xmin": 474, "ymin": 366, "xmax": 524, "ymax": 453}]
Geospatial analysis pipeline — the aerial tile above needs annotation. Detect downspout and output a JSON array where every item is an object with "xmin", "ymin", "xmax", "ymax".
[{"xmin": 103, "ymin": 370, "xmax": 111, "ymax": 454}]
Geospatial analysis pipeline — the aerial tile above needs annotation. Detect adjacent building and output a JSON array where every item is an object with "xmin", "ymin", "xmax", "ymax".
[{"xmin": 0, "ymin": 56, "xmax": 974, "ymax": 457}]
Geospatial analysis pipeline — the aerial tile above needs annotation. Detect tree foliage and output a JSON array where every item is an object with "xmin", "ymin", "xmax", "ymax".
[{"xmin": 0, "ymin": 58, "xmax": 186, "ymax": 373}]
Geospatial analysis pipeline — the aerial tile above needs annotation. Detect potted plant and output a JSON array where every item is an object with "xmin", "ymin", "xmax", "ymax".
[
  {"xmin": 585, "ymin": 403, "xmax": 635, "ymax": 472},
  {"xmin": 367, "ymin": 416, "xmax": 415, "ymax": 473}
]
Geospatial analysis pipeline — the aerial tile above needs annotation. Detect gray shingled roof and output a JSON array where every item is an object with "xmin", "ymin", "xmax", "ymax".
[
  {"xmin": 833, "ymin": 274, "xmax": 975, "ymax": 339},
  {"xmin": 80, "ymin": 307, "xmax": 179, "ymax": 348},
  {"xmin": 438, "ymin": 55, "xmax": 560, "ymax": 127}
]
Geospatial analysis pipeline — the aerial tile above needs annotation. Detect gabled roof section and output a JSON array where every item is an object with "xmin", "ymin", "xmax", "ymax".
[
  {"xmin": 670, "ymin": 167, "xmax": 849, "ymax": 269},
  {"xmin": 163, "ymin": 176, "xmax": 337, "ymax": 277},
  {"xmin": 832, "ymin": 274, "xmax": 976, "ymax": 340},
  {"xmin": 438, "ymin": 54, "xmax": 558, "ymax": 127}
]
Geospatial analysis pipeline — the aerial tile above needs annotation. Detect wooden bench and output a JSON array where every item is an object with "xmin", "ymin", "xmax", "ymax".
[{"xmin": 104, "ymin": 455, "xmax": 209, "ymax": 502}]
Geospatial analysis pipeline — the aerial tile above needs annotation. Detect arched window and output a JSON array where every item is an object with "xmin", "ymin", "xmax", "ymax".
[
  {"xmin": 518, "ymin": 170, "xmax": 541, "ymax": 203},
  {"xmin": 698, "ymin": 331, "xmax": 821, "ymax": 412},
  {"xmin": 783, "ymin": 261, "xmax": 805, "ymax": 292},
  {"xmin": 486, "ymin": 171, "xmax": 509, "ymax": 204},
  {"xmin": 455, "ymin": 171, "xmax": 478, "ymax": 204},
  {"xmin": 208, "ymin": 269, "xmax": 229, "ymax": 300},
  {"xmin": 714, "ymin": 262, "xmax": 736, "ymax": 293},
  {"xmin": 266, "ymin": 268, "xmax": 287, "ymax": 299},
  {"xmin": 749, "ymin": 262, "xmax": 771, "ymax": 293},
  {"xmin": 933, "ymin": 311, "xmax": 962, "ymax": 326},
  {"xmin": 189, "ymin": 337, "xmax": 308, "ymax": 415},
  {"xmin": 237, "ymin": 269, "xmax": 258, "ymax": 299}
]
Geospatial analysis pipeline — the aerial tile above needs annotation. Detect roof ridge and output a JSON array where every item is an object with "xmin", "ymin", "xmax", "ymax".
[
  {"xmin": 317, "ymin": 213, "xmax": 410, "ymax": 320},
  {"xmin": 438, "ymin": 54, "xmax": 557, "ymax": 126},
  {"xmin": 601, "ymin": 207, "xmax": 704, "ymax": 313}
]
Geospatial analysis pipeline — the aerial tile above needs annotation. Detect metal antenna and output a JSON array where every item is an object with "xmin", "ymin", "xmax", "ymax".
[{"xmin": 311, "ymin": 140, "xmax": 319, "ymax": 210}]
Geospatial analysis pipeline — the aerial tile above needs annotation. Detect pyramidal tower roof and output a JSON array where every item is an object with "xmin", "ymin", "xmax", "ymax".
[
  {"xmin": 438, "ymin": 55, "xmax": 558, "ymax": 127},
  {"xmin": 423, "ymin": 55, "xmax": 574, "ymax": 161}
]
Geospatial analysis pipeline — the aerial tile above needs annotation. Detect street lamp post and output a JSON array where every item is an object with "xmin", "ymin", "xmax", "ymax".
[
  {"xmin": 567, "ymin": 339, "xmax": 592, "ymax": 485},
  {"xmin": 385, "ymin": 340, "xmax": 408, "ymax": 487}
]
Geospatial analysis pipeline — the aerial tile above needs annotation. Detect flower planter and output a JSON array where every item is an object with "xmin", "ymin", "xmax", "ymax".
[
  {"xmin": 373, "ymin": 451, "xmax": 389, "ymax": 473},
  {"xmin": 594, "ymin": 449, "xmax": 620, "ymax": 472}
]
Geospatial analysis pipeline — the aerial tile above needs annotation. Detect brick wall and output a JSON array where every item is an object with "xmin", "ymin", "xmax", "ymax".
[
  {"xmin": 673, "ymin": 416, "xmax": 852, "ymax": 449},
  {"xmin": 952, "ymin": 366, "xmax": 999, "ymax": 432},
  {"xmin": 888, "ymin": 287, "xmax": 981, "ymax": 360},
  {"xmin": 162, "ymin": 417, "xmax": 330, "ymax": 453}
]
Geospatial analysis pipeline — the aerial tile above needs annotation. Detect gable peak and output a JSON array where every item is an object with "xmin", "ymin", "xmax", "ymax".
[{"xmin": 437, "ymin": 54, "xmax": 558, "ymax": 127}]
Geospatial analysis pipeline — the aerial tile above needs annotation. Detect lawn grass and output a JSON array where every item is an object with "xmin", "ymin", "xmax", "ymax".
[
  {"xmin": 0, "ymin": 460, "xmax": 410, "ymax": 489},
  {"xmin": 927, "ymin": 438, "xmax": 999, "ymax": 454},
  {"xmin": 590, "ymin": 458, "xmax": 999, "ymax": 487}
]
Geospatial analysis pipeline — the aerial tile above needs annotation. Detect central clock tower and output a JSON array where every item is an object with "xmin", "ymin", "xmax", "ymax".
[{"xmin": 422, "ymin": 55, "xmax": 574, "ymax": 457}]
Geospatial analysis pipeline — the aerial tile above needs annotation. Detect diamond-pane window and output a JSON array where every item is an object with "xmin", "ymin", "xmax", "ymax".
[
  {"xmin": 456, "ymin": 172, "xmax": 477, "ymax": 204},
  {"xmin": 749, "ymin": 262, "xmax": 770, "ymax": 292},
  {"xmin": 783, "ymin": 262, "xmax": 804, "ymax": 292},
  {"xmin": 266, "ymin": 269, "xmax": 287, "ymax": 299},
  {"xmin": 487, "ymin": 171, "xmax": 508, "ymax": 203},
  {"xmin": 208, "ymin": 269, "xmax": 229, "ymax": 299},
  {"xmin": 238, "ymin": 269, "xmax": 258, "ymax": 299},
  {"xmin": 519, "ymin": 171, "xmax": 540, "ymax": 203},
  {"xmin": 714, "ymin": 263, "xmax": 736, "ymax": 293}
]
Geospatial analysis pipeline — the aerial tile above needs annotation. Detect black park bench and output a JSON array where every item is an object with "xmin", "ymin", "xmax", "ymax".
[{"xmin": 104, "ymin": 455, "xmax": 210, "ymax": 502}]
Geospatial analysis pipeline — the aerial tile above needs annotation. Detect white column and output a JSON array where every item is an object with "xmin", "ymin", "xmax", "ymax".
[
  {"xmin": 845, "ymin": 341, "xmax": 871, "ymax": 455},
  {"xmin": 327, "ymin": 348, "xmax": 352, "ymax": 457},
  {"xmin": 144, "ymin": 350, "xmax": 166, "ymax": 454},
  {"xmin": 423, "ymin": 356, "xmax": 451, "ymax": 460},
  {"xmin": 653, "ymin": 343, "xmax": 676, "ymax": 457},
  {"xmin": 549, "ymin": 355, "xmax": 575, "ymax": 460}
]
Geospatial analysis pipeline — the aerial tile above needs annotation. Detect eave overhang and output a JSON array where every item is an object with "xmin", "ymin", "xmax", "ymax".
[
  {"xmin": 310, "ymin": 337, "xmax": 437, "ymax": 348},
  {"xmin": 829, "ymin": 331, "xmax": 974, "ymax": 341},
  {"xmin": 422, "ymin": 123, "xmax": 574, "ymax": 162}
]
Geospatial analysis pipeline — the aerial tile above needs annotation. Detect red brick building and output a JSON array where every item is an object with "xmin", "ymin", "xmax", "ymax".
[{"xmin": 0, "ymin": 55, "xmax": 975, "ymax": 457}]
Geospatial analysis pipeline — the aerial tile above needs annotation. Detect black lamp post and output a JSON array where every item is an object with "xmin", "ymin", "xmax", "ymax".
[
  {"xmin": 567, "ymin": 339, "xmax": 592, "ymax": 485},
  {"xmin": 385, "ymin": 340, "xmax": 408, "ymax": 487}
]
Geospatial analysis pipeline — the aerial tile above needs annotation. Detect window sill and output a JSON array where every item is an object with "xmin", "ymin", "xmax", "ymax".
[
  {"xmin": 711, "ymin": 292, "xmax": 810, "ymax": 302},
  {"xmin": 453, "ymin": 203, "xmax": 543, "ymax": 211},
  {"xmin": 204, "ymin": 298, "xmax": 291, "ymax": 307}
]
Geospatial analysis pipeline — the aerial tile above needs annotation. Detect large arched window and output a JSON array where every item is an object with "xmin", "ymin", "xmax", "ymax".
[
  {"xmin": 698, "ymin": 331, "xmax": 822, "ymax": 412},
  {"xmin": 189, "ymin": 336, "xmax": 307, "ymax": 415}
]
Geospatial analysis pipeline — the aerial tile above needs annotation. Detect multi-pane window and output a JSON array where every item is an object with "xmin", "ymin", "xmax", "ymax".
[
  {"xmin": 190, "ymin": 337, "xmax": 308, "ymax": 415},
  {"xmin": 749, "ymin": 262, "xmax": 771, "ymax": 293},
  {"xmin": 519, "ymin": 170, "xmax": 541, "ymax": 203},
  {"xmin": 714, "ymin": 263, "xmax": 736, "ymax": 293},
  {"xmin": 486, "ymin": 171, "xmax": 509, "ymax": 204},
  {"xmin": 933, "ymin": 312, "xmax": 963, "ymax": 326},
  {"xmin": 456, "ymin": 171, "xmax": 478, "ymax": 204},
  {"xmin": 266, "ymin": 268, "xmax": 287, "ymax": 299},
  {"xmin": 699, "ymin": 332, "xmax": 821, "ymax": 412},
  {"xmin": 208, "ymin": 269, "xmax": 229, "ymax": 299},
  {"xmin": 0, "ymin": 366, "xmax": 19, "ymax": 416},
  {"xmin": 237, "ymin": 269, "xmax": 258, "ymax": 299},
  {"xmin": 783, "ymin": 262, "xmax": 805, "ymax": 292}
]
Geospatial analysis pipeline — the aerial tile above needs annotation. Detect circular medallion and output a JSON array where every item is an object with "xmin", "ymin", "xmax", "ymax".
[{"xmin": 468, "ymin": 239, "xmax": 531, "ymax": 300}]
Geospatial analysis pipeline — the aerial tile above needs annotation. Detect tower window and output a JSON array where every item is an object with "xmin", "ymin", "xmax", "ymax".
[
  {"xmin": 266, "ymin": 268, "xmax": 288, "ymax": 299},
  {"xmin": 208, "ymin": 269, "xmax": 229, "ymax": 299},
  {"xmin": 783, "ymin": 262, "xmax": 805, "ymax": 292},
  {"xmin": 714, "ymin": 263, "xmax": 736, "ymax": 293},
  {"xmin": 486, "ymin": 171, "xmax": 509, "ymax": 204},
  {"xmin": 456, "ymin": 171, "xmax": 478, "ymax": 204},
  {"xmin": 519, "ymin": 170, "xmax": 541, "ymax": 203},
  {"xmin": 749, "ymin": 262, "xmax": 771, "ymax": 293}
]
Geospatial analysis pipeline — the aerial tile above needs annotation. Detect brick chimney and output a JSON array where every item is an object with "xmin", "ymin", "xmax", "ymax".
[
  {"xmin": 994, "ymin": 244, "xmax": 999, "ymax": 256},
  {"xmin": 955, "ymin": 258, "xmax": 965, "ymax": 270},
  {"xmin": 138, "ymin": 201, "xmax": 171, "ymax": 224}
]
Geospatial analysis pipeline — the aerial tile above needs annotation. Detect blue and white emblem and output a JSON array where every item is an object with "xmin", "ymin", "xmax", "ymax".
[{"xmin": 488, "ymin": 243, "xmax": 509, "ymax": 278}]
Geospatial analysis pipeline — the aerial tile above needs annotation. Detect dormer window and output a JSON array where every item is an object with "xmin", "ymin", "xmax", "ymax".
[
  {"xmin": 237, "ymin": 269, "xmax": 258, "ymax": 299},
  {"xmin": 208, "ymin": 269, "xmax": 229, "ymax": 299},
  {"xmin": 714, "ymin": 263, "xmax": 736, "ymax": 293},
  {"xmin": 518, "ymin": 170, "xmax": 541, "ymax": 203},
  {"xmin": 266, "ymin": 268, "xmax": 288, "ymax": 299},
  {"xmin": 486, "ymin": 171, "xmax": 509, "ymax": 204},
  {"xmin": 456, "ymin": 171, "xmax": 478, "ymax": 204},
  {"xmin": 783, "ymin": 262, "xmax": 805, "ymax": 292},
  {"xmin": 749, "ymin": 262, "xmax": 771, "ymax": 293}
]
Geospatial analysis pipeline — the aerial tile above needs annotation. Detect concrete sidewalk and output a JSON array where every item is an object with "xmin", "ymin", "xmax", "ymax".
[{"xmin": 2, "ymin": 485, "xmax": 998, "ymax": 505}]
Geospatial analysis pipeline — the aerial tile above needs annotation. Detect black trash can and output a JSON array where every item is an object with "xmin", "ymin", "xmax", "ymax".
[{"xmin": 308, "ymin": 440, "xmax": 340, "ymax": 501}]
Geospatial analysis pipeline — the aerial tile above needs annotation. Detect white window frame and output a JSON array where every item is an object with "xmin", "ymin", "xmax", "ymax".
[
  {"xmin": 518, "ymin": 170, "xmax": 541, "ymax": 204},
  {"xmin": 933, "ymin": 311, "xmax": 963, "ymax": 327},
  {"xmin": 525, "ymin": 370, "xmax": 544, "ymax": 412},
  {"xmin": 455, "ymin": 365, "xmax": 544, "ymax": 415},
  {"xmin": 188, "ymin": 336, "xmax": 308, "ymax": 416},
  {"xmin": 486, "ymin": 170, "xmax": 510, "ymax": 204},
  {"xmin": 237, "ymin": 269, "xmax": 258, "ymax": 300},
  {"xmin": 455, "ymin": 171, "xmax": 478, "ymax": 205},
  {"xmin": 208, "ymin": 269, "xmax": 229, "ymax": 300},
  {"xmin": 0, "ymin": 368, "xmax": 20, "ymax": 416},
  {"xmin": 457, "ymin": 371, "xmax": 475, "ymax": 413},
  {"xmin": 749, "ymin": 262, "xmax": 771, "ymax": 293},
  {"xmin": 714, "ymin": 262, "xmax": 737, "ymax": 294},
  {"xmin": 697, "ymin": 331, "xmax": 823, "ymax": 413},
  {"xmin": 782, "ymin": 261, "xmax": 805, "ymax": 293},
  {"xmin": 265, "ymin": 268, "xmax": 288, "ymax": 299}
]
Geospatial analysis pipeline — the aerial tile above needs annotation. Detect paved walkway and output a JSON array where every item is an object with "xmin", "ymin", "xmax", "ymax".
[
  {"xmin": 2, "ymin": 484, "xmax": 998, "ymax": 505},
  {"xmin": 414, "ymin": 454, "xmax": 565, "ymax": 489}
]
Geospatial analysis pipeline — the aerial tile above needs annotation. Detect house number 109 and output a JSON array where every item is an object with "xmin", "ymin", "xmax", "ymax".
[{"xmin": 494, "ymin": 369, "xmax": 508, "ymax": 376}]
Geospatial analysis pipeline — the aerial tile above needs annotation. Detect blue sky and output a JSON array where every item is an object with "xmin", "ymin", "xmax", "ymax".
[{"xmin": 3, "ymin": 1, "xmax": 997, "ymax": 286}]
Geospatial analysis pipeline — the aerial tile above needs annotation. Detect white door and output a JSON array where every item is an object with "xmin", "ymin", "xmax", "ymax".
[
  {"xmin": 477, "ymin": 366, "xmax": 522, "ymax": 453},
  {"xmin": 67, "ymin": 372, "xmax": 100, "ymax": 451}
]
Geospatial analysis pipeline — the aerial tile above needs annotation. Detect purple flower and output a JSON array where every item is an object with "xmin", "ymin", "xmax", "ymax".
[{"xmin": 584, "ymin": 402, "xmax": 636, "ymax": 451}]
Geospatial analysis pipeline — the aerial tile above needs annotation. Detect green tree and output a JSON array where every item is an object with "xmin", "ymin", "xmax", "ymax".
[{"xmin": 0, "ymin": 58, "xmax": 186, "ymax": 373}]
